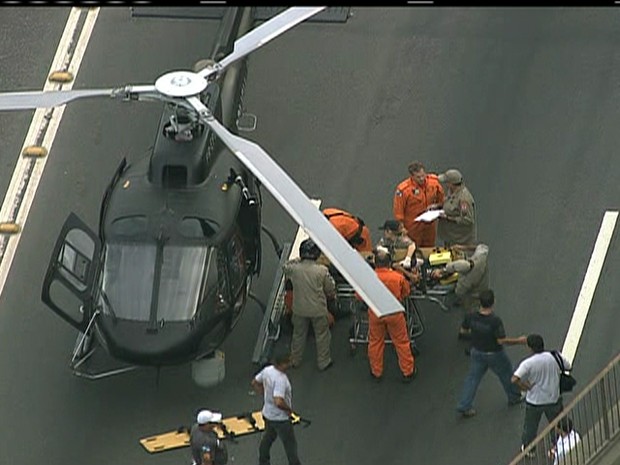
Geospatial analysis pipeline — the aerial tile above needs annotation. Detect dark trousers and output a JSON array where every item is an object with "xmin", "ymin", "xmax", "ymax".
[
  {"xmin": 259, "ymin": 418, "xmax": 300, "ymax": 465},
  {"xmin": 521, "ymin": 398, "xmax": 563, "ymax": 447}
]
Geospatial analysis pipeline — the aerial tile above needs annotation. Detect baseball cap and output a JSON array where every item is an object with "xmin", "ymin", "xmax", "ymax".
[
  {"xmin": 445, "ymin": 259, "xmax": 471, "ymax": 274},
  {"xmin": 197, "ymin": 409, "xmax": 223, "ymax": 424},
  {"xmin": 438, "ymin": 169, "xmax": 463, "ymax": 184},
  {"xmin": 379, "ymin": 220, "xmax": 400, "ymax": 232}
]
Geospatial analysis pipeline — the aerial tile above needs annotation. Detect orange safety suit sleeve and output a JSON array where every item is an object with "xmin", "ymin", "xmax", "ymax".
[{"xmin": 393, "ymin": 182, "xmax": 408, "ymax": 224}]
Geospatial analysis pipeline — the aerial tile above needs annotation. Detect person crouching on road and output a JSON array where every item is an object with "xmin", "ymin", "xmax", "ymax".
[
  {"xmin": 283, "ymin": 238, "xmax": 336, "ymax": 371},
  {"xmin": 431, "ymin": 243, "xmax": 489, "ymax": 313},
  {"xmin": 366, "ymin": 249, "xmax": 417, "ymax": 383}
]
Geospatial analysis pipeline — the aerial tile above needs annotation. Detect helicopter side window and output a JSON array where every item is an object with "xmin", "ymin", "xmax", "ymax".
[
  {"xmin": 157, "ymin": 245, "xmax": 208, "ymax": 321},
  {"xmin": 100, "ymin": 242, "xmax": 156, "ymax": 321}
]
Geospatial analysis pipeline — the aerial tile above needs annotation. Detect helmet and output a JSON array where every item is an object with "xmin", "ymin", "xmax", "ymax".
[{"xmin": 299, "ymin": 238, "xmax": 321, "ymax": 260}]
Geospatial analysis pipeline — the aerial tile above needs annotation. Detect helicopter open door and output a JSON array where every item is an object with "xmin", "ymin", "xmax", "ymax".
[{"xmin": 41, "ymin": 213, "xmax": 101, "ymax": 332}]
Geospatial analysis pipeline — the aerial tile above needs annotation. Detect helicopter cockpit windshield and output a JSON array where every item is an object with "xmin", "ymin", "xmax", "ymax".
[{"xmin": 98, "ymin": 241, "xmax": 210, "ymax": 322}]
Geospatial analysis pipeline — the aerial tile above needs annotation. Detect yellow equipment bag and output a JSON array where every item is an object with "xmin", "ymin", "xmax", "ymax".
[{"xmin": 428, "ymin": 249, "xmax": 452, "ymax": 266}]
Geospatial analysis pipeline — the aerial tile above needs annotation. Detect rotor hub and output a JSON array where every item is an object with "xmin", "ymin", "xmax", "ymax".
[{"xmin": 155, "ymin": 71, "xmax": 208, "ymax": 98}]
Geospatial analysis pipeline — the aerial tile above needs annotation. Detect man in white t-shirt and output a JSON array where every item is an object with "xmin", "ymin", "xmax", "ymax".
[
  {"xmin": 251, "ymin": 352, "xmax": 300, "ymax": 465},
  {"xmin": 512, "ymin": 334, "xmax": 571, "ymax": 455}
]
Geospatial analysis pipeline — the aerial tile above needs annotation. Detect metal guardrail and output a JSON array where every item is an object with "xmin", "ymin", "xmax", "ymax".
[{"xmin": 508, "ymin": 351, "xmax": 620, "ymax": 465}]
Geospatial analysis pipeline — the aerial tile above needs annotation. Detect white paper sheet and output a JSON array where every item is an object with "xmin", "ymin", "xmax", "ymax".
[{"xmin": 414, "ymin": 209, "xmax": 444, "ymax": 223}]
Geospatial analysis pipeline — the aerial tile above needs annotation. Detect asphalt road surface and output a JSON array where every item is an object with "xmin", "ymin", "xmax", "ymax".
[{"xmin": 0, "ymin": 7, "xmax": 619, "ymax": 465}]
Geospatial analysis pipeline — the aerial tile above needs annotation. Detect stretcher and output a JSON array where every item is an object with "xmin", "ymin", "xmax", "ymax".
[
  {"xmin": 335, "ymin": 247, "xmax": 460, "ymax": 317},
  {"xmin": 347, "ymin": 294, "xmax": 424, "ymax": 355},
  {"xmin": 139, "ymin": 411, "xmax": 308, "ymax": 453},
  {"xmin": 412, "ymin": 246, "xmax": 462, "ymax": 312}
]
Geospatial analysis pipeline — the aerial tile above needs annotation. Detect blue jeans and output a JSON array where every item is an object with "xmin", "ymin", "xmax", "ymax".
[{"xmin": 457, "ymin": 347, "xmax": 521, "ymax": 412}]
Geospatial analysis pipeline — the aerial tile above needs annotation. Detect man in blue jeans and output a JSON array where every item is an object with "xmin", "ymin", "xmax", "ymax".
[{"xmin": 456, "ymin": 289, "xmax": 527, "ymax": 418}]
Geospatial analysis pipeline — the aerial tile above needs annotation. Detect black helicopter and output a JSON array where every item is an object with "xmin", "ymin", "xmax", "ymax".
[{"xmin": 0, "ymin": 7, "xmax": 404, "ymax": 382}]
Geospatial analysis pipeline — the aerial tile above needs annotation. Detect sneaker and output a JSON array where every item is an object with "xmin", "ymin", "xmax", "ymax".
[
  {"xmin": 520, "ymin": 445, "xmax": 536, "ymax": 459},
  {"xmin": 459, "ymin": 409, "xmax": 476, "ymax": 418},
  {"xmin": 402, "ymin": 367, "xmax": 418, "ymax": 383}
]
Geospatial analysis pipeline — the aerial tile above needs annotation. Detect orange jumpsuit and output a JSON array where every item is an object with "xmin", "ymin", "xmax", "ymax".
[
  {"xmin": 368, "ymin": 267, "xmax": 415, "ymax": 377},
  {"xmin": 323, "ymin": 207, "xmax": 372, "ymax": 252},
  {"xmin": 393, "ymin": 175, "xmax": 444, "ymax": 247}
]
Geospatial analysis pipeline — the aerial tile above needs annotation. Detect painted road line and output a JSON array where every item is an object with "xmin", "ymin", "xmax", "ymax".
[
  {"xmin": 288, "ymin": 199, "xmax": 322, "ymax": 260},
  {"xmin": 562, "ymin": 210, "xmax": 618, "ymax": 364},
  {"xmin": 0, "ymin": 8, "xmax": 100, "ymax": 297}
]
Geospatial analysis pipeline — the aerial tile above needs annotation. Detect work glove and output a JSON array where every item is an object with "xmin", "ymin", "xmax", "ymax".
[
  {"xmin": 398, "ymin": 256, "xmax": 412, "ymax": 269},
  {"xmin": 376, "ymin": 245, "xmax": 389, "ymax": 255}
]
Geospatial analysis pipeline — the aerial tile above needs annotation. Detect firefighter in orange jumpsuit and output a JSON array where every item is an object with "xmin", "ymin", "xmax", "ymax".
[
  {"xmin": 367, "ymin": 250, "xmax": 417, "ymax": 382},
  {"xmin": 323, "ymin": 207, "xmax": 373, "ymax": 252},
  {"xmin": 393, "ymin": 161, "xmax": 444, "ymax": 247}
]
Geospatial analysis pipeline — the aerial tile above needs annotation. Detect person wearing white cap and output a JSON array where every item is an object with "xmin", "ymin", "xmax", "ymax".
[
  {"xmin": 437, "ymin": 169, "xmax": 477, "ymax": 246},
  {"xmin": 190, "ymin": 409, "xmax": 227, "ymax": 465}
]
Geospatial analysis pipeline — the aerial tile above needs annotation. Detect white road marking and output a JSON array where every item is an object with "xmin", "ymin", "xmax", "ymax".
[
  {"xmin": 562, "ymin": 210, "xmax": 618, "ymax": 364},
  {"xmin": 288, "ymin": 199, "xmax": 321, "ymax": 260},
  {"xmin": 0, "ymin": 7, "xmax": 99, "ymax": 297}
]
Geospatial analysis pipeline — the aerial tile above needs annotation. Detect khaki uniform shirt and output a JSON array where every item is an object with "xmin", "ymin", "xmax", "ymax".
[
  {"xmin": 377, "ymin": 234, "xmax": 413, "ymax": 257},
  {"xmin": 438, "ymin": 185, "xmax": 476, "ymax": 245},
  {"xmin": 455, "ymin": 244, "xmax": 489, "ymax": 299},
  {"xmin": 283, "ymin": 258, "xmax": 336, "ymax": 318}
]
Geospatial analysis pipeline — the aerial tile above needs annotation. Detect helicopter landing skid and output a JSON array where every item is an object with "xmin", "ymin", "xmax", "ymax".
[{"xmin": 69, "ymin": 311, "xmax": 138, "ymax": 380}]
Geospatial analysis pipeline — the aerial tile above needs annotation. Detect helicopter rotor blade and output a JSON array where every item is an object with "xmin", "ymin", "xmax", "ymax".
[
  {"xmin": 0, "ymin": 89, "xmax": 116, "ymax": 110},
  {"xmin": 0, "ymin": 85, "xmax": 159, "ymax": 111},
  {"xmin": 187, "ymin": 96, "xmax": 404, "ymax": 317},
  {"xmin": 198, "ymin": 7, "xmax": 326, "ymax": 81}
]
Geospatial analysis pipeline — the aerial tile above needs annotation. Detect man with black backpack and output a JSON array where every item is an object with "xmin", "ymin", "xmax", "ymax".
[
  {"xmin": 190, "ymin": 409, "xmax": 228, "ymax": 465},
  {"xmin": 511, "ymin": 334, "xmax": 572, "ymax": 458}
]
